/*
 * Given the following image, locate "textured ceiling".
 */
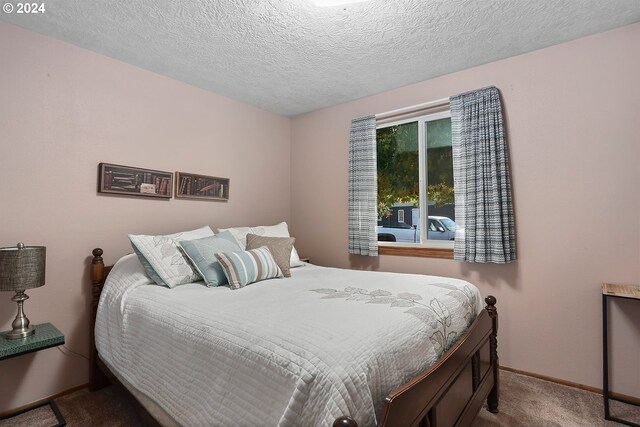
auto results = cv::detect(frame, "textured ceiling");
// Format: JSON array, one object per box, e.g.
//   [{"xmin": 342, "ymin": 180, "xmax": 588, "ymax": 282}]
[{"xmin": 3, "ymin": 0, "xmax": 640, "ymax": 116}]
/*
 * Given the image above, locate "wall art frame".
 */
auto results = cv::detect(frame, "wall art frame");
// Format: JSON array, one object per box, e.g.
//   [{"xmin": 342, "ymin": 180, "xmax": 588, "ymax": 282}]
[
  {"xmin": 175, "ymin": 172, "xmax": 229, "ymax": 201},
  {"xmin": 98, "ymin": 163, "xmax": 173, "ymax": 198}
]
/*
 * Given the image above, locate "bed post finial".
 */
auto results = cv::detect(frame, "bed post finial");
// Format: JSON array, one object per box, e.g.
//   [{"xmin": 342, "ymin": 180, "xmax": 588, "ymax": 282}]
[
  {"xmin": 485, "ymin": 295, "xmax": 496, "ymax": 309},
  {"xmin": 333, "ymin": 416, "xmax": 358, "ymax": 427},
  {"xmin": 91, "ymin": 248, "xmax": 104, "ymax": 296},
  {"xmin": 91, "ymin": 248, "xmax": 105, "ymax": 299},
  {"xmin": 485, "ymin": 295, "xmax": 499, "ymax": 413}
]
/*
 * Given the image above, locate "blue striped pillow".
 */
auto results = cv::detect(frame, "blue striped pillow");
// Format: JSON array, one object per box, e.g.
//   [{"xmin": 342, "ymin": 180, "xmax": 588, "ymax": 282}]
[
  {"xmin": 215, "ymin": 246, "xmax": 283, "ymax": 290},
  {"xmin": 178, "ymin": 231, "xmax": 242, "ymax": 287}
]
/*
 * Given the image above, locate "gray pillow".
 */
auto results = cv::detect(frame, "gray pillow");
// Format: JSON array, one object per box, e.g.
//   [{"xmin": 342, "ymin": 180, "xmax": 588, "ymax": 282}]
[
  {"xmin": 179, "ymin": 231, "xmax": 242, "ymax": 286},
  {"xmin": 245, "ymin": 234, "xmax": 295, "ymax": 277}
]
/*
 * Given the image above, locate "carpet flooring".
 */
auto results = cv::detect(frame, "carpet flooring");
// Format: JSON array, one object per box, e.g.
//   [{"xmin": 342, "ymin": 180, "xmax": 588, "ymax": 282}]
[{"xmin": 2, "ymin": 370, "xmax": 638, "ymax": 426}]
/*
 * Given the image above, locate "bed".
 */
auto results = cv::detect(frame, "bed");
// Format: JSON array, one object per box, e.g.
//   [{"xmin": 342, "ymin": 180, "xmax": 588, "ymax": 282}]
[{"xmin": 89, "ymin": 248, "xmax": 499, "ymax": 427}]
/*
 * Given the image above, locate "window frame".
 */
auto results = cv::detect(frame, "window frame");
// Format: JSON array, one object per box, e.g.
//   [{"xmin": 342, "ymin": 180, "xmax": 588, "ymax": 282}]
[{"xmin": 376, "ymin": 110, "xmax": 454, "ymax": 257}]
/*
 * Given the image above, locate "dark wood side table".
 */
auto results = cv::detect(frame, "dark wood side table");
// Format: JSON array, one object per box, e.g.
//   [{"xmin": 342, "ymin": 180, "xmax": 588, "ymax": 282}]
[
  {"xmin": 602, "ymin": 283, "xmax": 640, "ymax": 427},
  {"xmin": 0, "ymin": 323, "xmax": 66, "ymax": 426}
]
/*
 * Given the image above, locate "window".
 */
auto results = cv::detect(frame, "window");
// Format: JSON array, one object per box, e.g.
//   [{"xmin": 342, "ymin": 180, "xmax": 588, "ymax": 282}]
[{"xmin": 376, "ymin": 111, "xmax": 455, "ymax": 245}]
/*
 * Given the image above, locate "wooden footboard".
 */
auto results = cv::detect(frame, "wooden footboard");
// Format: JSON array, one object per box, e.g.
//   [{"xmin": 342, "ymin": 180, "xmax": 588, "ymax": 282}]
[
  {"xmin": 89, "ymin": 248, "xmax": 498, "ymax": 427},
  {"xmin": 334, "ymin": 296, "xmax": 498, "ymax": 427}
]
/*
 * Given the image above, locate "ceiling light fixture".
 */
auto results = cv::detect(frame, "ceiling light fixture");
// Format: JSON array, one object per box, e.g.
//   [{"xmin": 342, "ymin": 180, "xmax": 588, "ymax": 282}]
[{"xmin": 314, "ymin": 0, "xmax": 371, "ymax": 7}]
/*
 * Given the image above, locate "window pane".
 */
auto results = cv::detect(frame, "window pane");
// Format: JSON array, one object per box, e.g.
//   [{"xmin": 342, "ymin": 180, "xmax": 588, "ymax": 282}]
[
  {"xmin": 376, "ymin": 114, "xmax": 455, "ymax": 244},
  {"xmin": 426, "ymin": 117, "xmax": 456, "ymax": 240},
  {"xmin": 377, "ymin": 122, "xmax": 420, "ymax": 243}
]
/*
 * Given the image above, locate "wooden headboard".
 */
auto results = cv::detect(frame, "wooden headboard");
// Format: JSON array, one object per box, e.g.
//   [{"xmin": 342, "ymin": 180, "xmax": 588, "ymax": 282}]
[{"xmin": 89, "ymin": 248, "xmax": 112, "ymax": 391}]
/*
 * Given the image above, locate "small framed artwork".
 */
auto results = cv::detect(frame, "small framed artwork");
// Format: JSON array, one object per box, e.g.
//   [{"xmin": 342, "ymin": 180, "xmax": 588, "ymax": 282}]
[
  {"xmin": 175, "ymin": 172, "xmax": 229, "ymax": 201},
  {"xmin": 98, "ymin": 163, "xmax": 173, "ymax": 198}
]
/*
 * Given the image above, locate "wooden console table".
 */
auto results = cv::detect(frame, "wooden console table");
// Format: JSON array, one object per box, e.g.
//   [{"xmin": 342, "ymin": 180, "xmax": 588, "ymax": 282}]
[{"xmin": 602, "ymin": 283, "xmax": 640, "ymax": 427}]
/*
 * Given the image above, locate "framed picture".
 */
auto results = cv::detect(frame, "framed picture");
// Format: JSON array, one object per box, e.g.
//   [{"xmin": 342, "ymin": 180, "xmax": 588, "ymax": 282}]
[
  {"xmin": 175, "ymin": 172, "xmax": 229, "ymax": 201},
  {"xmin": 98, "ymin": 163, "xmax": 173, "ymax": 198}
]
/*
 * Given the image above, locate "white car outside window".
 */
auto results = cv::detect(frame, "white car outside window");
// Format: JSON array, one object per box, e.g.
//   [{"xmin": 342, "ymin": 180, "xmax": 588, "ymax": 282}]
[{"xmin": 377, "ymin": 216, "xmax": 457, "ymax": 242}]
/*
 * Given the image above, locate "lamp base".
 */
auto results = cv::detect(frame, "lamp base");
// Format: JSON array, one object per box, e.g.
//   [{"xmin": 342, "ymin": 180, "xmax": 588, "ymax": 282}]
[
  {"xmin": 4, "ymin": 326, "xmax": 35, "ymax": 339},
  {"xmin": 6, "ymin": 290, "xmax": 35, "ymax": 340}
]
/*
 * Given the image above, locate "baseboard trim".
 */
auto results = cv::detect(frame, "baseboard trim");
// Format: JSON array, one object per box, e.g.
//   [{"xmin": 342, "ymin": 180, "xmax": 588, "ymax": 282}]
[
  {"xmin": 2, "ymin": 368, "xmax": 638, "ymax": 419},
  {"xmin": 0, "ymin": 383, "xmax": 88, "ymax": 419},
  {"xmin": 501, "ymin": 366, "xmax": 640, "ymax": 406}
]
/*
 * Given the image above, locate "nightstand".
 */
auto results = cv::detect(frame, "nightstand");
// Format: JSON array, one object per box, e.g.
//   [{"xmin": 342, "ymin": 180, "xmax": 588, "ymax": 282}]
[
  {"xmin": 0, "ymin": 323, "xmax": 66, "ymax": 426},
  {"xmin": 602, "ymin": 283, "xmax": 640, "ymax": 427}
]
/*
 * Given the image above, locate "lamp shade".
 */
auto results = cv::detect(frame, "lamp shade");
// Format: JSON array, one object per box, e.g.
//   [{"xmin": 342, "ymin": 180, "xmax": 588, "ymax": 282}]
[{"xmin": 0, "ymin": 243, "xmax": 46, "ymax": 291}]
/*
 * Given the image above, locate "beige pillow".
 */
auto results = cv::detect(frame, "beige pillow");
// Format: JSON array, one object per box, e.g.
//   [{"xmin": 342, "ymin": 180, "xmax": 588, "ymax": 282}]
[
  {"xmin": 217, "ymin": 222, "xmax": 305, "ymax": 268},
  {"xmin": 246, "ymin": 234, "xmax": 295, "ymax": 277}
]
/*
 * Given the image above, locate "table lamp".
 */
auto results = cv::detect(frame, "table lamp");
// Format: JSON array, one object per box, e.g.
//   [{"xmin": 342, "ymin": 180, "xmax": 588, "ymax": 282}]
[{"xmin": 0, "ymin": 243, "xmax": 46, "ymax": 339}]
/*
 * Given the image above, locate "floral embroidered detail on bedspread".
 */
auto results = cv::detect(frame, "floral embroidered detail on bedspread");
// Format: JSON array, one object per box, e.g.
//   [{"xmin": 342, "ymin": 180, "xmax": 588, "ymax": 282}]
[{"xmin": 311, "ymin": 284, "xmax": 478, "ymax": 357}]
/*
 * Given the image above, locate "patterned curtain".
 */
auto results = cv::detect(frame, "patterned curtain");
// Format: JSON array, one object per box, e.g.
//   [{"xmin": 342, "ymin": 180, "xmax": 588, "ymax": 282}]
[
  {"xmin": 348, "ymin": 115, "xmax": 378, "ymax": 256},
  {"xmin": 450, "ymin": 86, "xmax": 516, "ymax": 263}
]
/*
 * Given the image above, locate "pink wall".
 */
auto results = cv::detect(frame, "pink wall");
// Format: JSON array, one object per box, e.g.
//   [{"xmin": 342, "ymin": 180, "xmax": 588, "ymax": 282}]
[
  {"xmin": 291, "ymin": 23, "xmax": 640, "ymax": 395},
  {"xmin": 0, "ymin": 22, "xmax": 291, "ymax": 412},
  {"xmin": 2, "ymin": 18, "xmax": 638, "ymax": 414}
]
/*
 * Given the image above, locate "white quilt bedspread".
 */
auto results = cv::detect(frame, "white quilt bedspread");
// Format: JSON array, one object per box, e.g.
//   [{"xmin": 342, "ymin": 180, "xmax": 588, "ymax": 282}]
[{"xmin": 96, "ymin": 254, "xmax": 482, "ymax": 427}]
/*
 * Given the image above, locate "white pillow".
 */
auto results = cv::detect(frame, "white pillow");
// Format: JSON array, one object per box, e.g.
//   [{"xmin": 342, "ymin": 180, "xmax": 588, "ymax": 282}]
[
  {"xmin": 129, "ymin": 226, "xmax": 214, "ymax": 287},
  {"xmin": 217, "ymin": 222, "xmax": 305, "ymax": 267}
]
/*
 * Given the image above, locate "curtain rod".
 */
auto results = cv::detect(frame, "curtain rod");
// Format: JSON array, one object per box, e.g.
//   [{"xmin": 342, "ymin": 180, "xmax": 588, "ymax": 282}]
[{"xmin": 375, "ymin": 96, "xmax": 450, "ymax": 120}]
